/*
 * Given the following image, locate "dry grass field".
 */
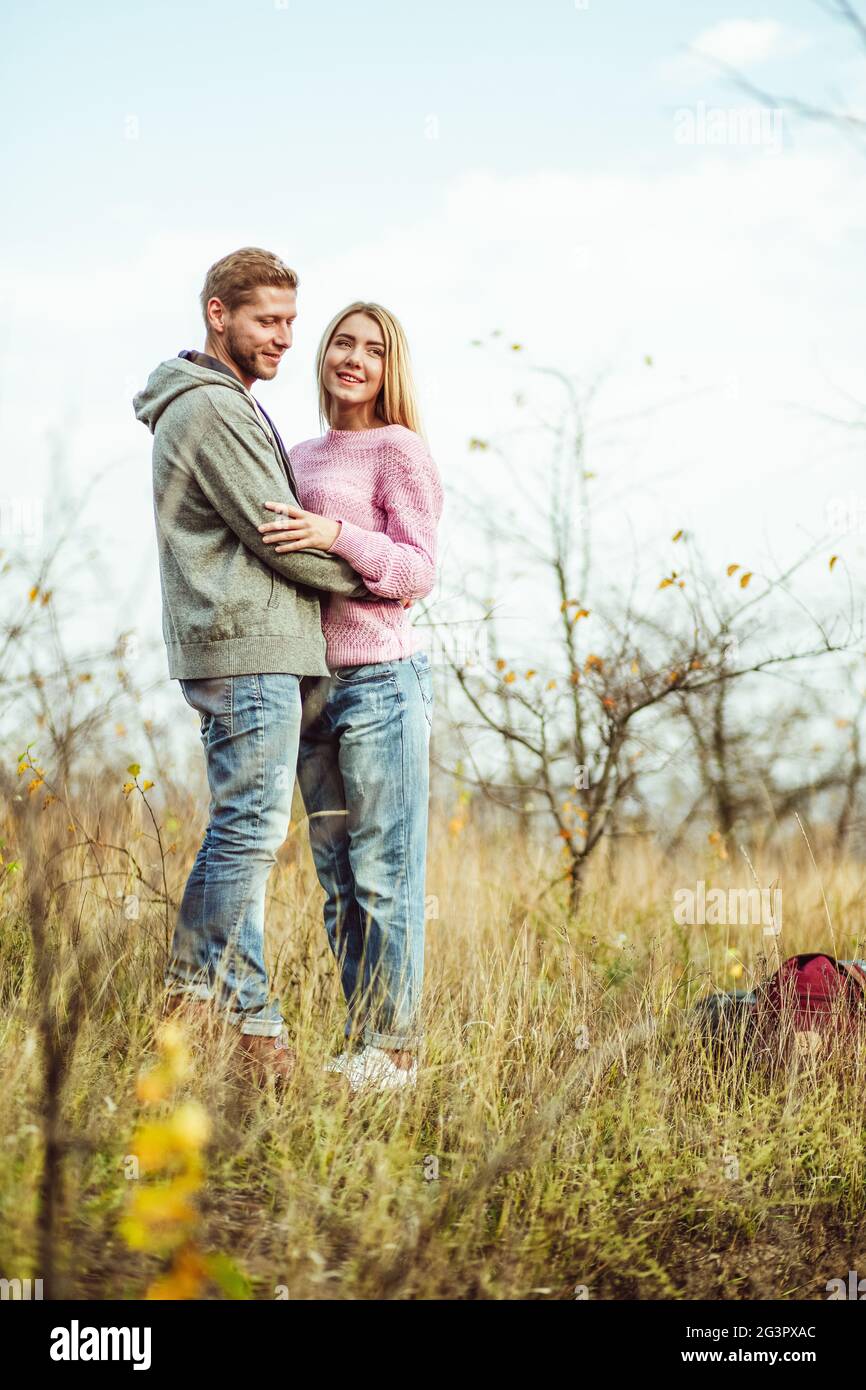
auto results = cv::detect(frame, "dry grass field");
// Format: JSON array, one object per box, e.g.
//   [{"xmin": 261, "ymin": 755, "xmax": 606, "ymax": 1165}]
[{"xmin": 2, "ymin": 756, "xmax": 866, "ymax": 1302}]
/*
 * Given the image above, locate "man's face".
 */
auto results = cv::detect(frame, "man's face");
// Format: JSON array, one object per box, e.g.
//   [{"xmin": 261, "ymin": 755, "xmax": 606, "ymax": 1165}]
[{"xmin": 208, "ymin": 284, "xmax": 297, "ymax": 386}]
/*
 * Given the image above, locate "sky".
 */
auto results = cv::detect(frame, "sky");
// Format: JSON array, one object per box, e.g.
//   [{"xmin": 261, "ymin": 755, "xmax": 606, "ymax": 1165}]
[{"xmin": 1, "ymin": 0, "xmax": 865, "ymax": 739}]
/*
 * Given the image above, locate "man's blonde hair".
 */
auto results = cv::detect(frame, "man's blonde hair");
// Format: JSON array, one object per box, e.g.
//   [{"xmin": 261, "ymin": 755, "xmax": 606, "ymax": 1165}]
[
  {"xmin": 315, "ymin": 302, "xmax": 423, "ymax": 436},
  {"xmin": 200, "ymin": 247, "xmax": 298, "ymax": 323}
]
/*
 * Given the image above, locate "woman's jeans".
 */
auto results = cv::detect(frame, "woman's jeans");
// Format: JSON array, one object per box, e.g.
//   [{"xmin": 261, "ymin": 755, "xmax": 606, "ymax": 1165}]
[
  {"xmin": 297, "ymin": 652, "xmax": 433, "ymax": 1052},
  {"xmin": 169, "ymin": 673, "xmax": 301, "ymax": 1037}
]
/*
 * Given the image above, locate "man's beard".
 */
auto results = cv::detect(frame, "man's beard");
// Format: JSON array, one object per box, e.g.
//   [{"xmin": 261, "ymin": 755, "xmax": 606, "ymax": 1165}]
[{"xmin": 225, "ymin": 327, "xmax": 267, "ymax": 382}]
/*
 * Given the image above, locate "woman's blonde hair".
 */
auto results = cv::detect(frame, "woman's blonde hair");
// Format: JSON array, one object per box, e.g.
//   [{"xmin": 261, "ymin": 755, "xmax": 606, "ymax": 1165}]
[{"xmin": 316, "ymin": 302, "xmax": 423, "ymax": 436}]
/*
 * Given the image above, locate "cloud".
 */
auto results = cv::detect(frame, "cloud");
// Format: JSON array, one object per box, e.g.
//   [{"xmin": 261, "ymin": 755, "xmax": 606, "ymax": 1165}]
[
  {"xmin": 693, "ymin": 19, "xmax": 803, "ymax": 67},
  {"xmin": 662, "ymin": 19, "xmax": 810, "ymax": 86}
]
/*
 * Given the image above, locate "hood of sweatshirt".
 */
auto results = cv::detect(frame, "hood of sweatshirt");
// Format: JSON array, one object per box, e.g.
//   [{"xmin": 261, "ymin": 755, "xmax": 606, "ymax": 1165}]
[{"xmin": 133, "ymin": 352, "xmax": 248, "ymax": 435}]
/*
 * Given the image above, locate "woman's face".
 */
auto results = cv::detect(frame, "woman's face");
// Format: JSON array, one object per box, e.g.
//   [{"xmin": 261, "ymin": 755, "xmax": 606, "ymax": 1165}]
[{"xmin": 323, "ymin": 312, "xmax": 386, "ymax": 414}]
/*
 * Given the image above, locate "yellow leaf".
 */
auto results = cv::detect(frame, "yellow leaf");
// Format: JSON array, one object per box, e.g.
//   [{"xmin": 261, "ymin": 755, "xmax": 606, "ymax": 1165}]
[
  {"xmin": 630, "ymin": 660, "xmax": 639, "ymax": 674},
  {"xmin": 525, "ymin": 669, "xmax": 536, "ymax": 679},
  {"xmin": 127, "ymin": 762, "xmax": 141, "ymax": 776},
  {"xmin": 739, "ymin": 572, "xmax": 752, "ymax": 589},
  {"xmin": 671, "ymin": 529, "xmax": 683, "ymax": 542},
  {"xmin": 829, "ymin": 555, "xmax": 838, "ymax": 571},
  {"xmin": 142, "ymin": 780, "xmax": 154, "ymax": 791},
  {"xmin": 546, "ymin": 679, "xmax": 557, "ymax": 690},
  {"xmin": 28, "ymin": 585, "xmax": 38, "ymax": 602},
  {"xmin": 495, "ymin": 658, "xmax": 507, "ymax": 671},
  {"xmin": 726, "ymin": 564, "xmax": 740, "ymax": 577},
  {"xmin": 659, "ymin": 578, "xmax": 673, "ymax": 590},
  {"xmin": 503, "ymin": 671, "xmax": 516, "ymax": 684}
]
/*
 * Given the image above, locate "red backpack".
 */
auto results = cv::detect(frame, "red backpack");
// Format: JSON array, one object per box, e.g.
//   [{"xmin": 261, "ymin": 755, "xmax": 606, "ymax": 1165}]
[{"xmin": 754, "ymin": 954, "xmax": 866, "ymax": 1063}]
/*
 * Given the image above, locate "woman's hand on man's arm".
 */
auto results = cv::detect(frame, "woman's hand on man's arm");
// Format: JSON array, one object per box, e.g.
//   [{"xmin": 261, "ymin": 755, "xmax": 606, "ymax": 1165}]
[
  {"xmin": 259, "ymin": 501, "xmax": 342, "ymax": 552},
  {"xmin": 258, "ymin": 501, "xmax": 413, "ymax": 606}
]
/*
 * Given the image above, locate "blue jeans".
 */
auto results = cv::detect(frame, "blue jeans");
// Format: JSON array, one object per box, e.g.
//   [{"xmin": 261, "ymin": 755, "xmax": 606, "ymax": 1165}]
[
  {"xmin": 297, "ymin": 652, "xmax": 433, "ymax": 1051},
  {"xmin": 169, "ymin": 673, "xmax": 301, "ymax": 1037}
]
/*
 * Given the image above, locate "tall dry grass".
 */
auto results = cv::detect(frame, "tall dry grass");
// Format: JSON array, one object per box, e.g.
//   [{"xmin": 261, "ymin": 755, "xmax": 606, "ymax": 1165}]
[{"xmin": 1, "ymin": 761, "xmax": 866, "ymax": 1300}]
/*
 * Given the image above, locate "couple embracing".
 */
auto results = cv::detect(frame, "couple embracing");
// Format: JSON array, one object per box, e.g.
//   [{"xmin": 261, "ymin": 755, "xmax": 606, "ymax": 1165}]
[{"xmin": 133, "ymin": 246, "xmax": 444, "ymax": 1094}]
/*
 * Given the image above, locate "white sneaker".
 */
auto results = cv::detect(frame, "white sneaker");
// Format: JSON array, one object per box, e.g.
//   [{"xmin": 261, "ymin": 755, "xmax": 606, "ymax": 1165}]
[
  {"xmin": 345, "ymin": 1045, "xmax": 418, "ymax": 1093},
  {"xmin": 324, "ymin": 1051, "xmax": 351, "ymax": 1075}
]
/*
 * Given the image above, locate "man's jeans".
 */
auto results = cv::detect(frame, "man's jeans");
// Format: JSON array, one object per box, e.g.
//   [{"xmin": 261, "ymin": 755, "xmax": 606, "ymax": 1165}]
[
  {"xmin": 169, "ymin": 673, "xmax": 301, "ymax": 1037},
  {"xmin": 297, "ymin": 652, "xmax": 433, "ymax": 1052}
]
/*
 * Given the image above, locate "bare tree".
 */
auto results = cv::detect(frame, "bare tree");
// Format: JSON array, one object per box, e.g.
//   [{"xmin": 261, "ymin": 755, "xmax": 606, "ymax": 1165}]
[{"xmin": 429, "ymin": 353, "xmax": 858, "ymax": 911}]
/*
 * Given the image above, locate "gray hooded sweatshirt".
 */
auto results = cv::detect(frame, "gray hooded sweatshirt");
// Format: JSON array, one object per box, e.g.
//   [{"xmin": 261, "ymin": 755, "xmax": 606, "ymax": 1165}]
[{"xmin": 134, "ymin": 353, "xmax": 376, "ymax": 680}]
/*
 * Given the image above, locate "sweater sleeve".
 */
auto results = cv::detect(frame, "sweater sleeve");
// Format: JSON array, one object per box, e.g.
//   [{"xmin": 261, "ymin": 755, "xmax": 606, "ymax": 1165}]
[
  {"xmin": 189, "ymin": 403, "xmax": 377, "ymax": 600},
  {"xmin": 328, "ymin": 439, "xmax": 444, "ymax": 601}
]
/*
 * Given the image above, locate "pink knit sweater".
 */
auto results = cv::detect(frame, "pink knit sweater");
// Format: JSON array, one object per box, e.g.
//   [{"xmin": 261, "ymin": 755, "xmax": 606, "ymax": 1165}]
[{"xmin": 289, "ymin": 424, "xmax": 444, "ymax": 669}]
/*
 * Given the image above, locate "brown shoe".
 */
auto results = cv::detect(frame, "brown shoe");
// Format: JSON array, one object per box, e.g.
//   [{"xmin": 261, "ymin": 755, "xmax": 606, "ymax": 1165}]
[{"xmin": 237, "ymin": 1028, "xmax": 297, "ymax": 1087}]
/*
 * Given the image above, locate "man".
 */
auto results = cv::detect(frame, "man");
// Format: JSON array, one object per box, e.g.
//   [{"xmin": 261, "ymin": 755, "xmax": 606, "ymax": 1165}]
[{"xmin": 133, "ymin": 246, "xmax": 378, "ymax": 1086}]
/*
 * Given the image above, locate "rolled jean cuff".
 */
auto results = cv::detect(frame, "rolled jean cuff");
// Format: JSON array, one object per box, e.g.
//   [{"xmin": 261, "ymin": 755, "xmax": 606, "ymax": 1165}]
[
  {"xmin": 225, "ymin": 1008, "xmax": 285, "ymax": 1037},
  {"xmin": 363, "ymin": 1025, "xmax": 423, "ymax": 1051}
]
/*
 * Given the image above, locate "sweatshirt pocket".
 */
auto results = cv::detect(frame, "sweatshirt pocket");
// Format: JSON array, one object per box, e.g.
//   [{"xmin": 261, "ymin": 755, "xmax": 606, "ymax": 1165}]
[{"xmin": 266, "ymin": 570, "xmax": 282, "ymax": 609}]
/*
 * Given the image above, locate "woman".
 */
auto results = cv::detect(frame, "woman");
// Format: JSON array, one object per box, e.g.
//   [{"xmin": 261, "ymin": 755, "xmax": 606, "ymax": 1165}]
[{"xmin": 257, "ymin": 302, "xmax": 444, "ymax": 1092}]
